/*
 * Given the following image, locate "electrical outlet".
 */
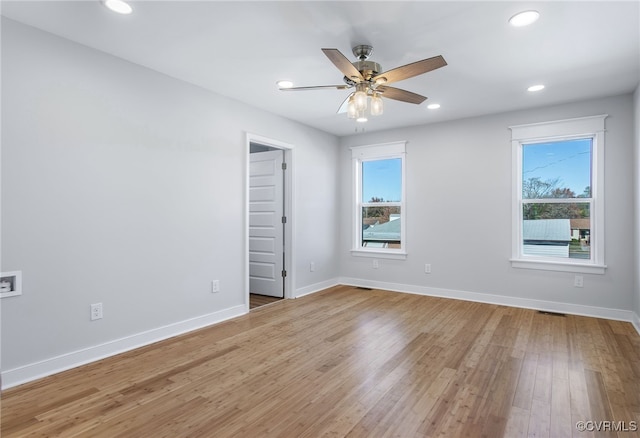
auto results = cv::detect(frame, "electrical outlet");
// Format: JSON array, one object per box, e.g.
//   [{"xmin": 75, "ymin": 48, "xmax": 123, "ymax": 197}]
[
  {"xmin": 372, "ymin": 259, "xmax": 379, "ymax": 269},
  {"xmin": 574, "ymin": 275, "xmax": 584, "ymax": 288},
  {"xmin": 90, "ymin": 303, "xmax": 103, "ymax": 321},
  {"xmin": 310, "ymin": 262, "xmax": 315, "ymax": 272},
  {"xmin": 211, "ymin": 280, "xmax": 220, "ymax": 293},
  {"xmin": 425, "ymin": 264, "xmax": 432, "ymax": 274}
]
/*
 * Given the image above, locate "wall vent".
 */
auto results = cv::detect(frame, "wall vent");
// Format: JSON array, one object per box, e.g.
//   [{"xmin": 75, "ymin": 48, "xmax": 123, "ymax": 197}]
[{"xmin": 538, "ymin": 310, "xmax": 566, "ymax": 317}]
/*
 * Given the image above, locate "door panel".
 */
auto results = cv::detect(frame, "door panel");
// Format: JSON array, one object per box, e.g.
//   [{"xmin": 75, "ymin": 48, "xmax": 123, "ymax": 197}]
[{"xmin": 249, "ymin": 149, "xmax": 284, "ymax": 297}]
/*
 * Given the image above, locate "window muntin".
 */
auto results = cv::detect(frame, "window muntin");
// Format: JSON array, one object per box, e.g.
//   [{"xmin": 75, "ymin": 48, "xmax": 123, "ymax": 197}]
[
  {"xmin": 510, "ymin": 115, "xmax": 606, "ymax": 274},
  {"xmin": 351, "ymin": 142, "xmax": 406, "ymax": 258}
]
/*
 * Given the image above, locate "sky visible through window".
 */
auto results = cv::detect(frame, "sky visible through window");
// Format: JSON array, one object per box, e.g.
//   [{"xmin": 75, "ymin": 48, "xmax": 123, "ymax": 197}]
[
  {"xmin": 362, "ymin": 158, "xmax": 402, "ymax": 202},
  {"xmin": 522, "ymin": 138, "xmax": 592, "ymax": 196}
]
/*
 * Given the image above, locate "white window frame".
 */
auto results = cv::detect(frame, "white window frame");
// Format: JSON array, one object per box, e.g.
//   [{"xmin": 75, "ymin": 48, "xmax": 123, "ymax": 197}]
[
  {"xmin": 351, "ymin": 141, "xmax": 407, "ymax": 260},
  {"xmin": 510, "ymin": 115, "xmax": 607, "ymax": 274}
]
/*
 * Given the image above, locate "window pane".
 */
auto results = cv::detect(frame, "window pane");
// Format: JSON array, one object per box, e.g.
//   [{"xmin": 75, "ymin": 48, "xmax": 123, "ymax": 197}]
[
  {"xmin": 522, "ymin": 139, "xmax": 592, "ymax": 199},
  {"xmin": 362, "ymin": 207, "xmax": 401, "ymax": 248},
  {"xmin": 522, "ymin": 202, "xmax": 590, "ymax": 259},
  {"xmin": 362, "ymin": 158, "xmax": 402, "ymax": 203}
]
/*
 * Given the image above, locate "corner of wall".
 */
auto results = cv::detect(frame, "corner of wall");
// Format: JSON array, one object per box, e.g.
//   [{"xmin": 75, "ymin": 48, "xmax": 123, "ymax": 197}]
[
  {"xmin": 338, "ymin": 277, "xmax": 640, "ymax": 335},
  {"xmin": 634, "ymin": 84, "xmax": 640, "ymax": 327},
  {"xmin": 1, "ymin": 305, "xmax": 246, "ymax": 390},
  {"xmin": 295, "ymin": 278, "xmax": 341, "ymax": 298}
]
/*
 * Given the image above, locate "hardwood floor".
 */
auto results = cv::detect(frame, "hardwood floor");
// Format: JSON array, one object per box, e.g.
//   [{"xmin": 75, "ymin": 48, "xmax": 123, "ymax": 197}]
[
  {"xmin": 2, "ymin": 285, "xmax": 640, "ymax": 437},
  {"xmin": 250, "ymin": 293, "xmax": 283, "ymax": 309}
]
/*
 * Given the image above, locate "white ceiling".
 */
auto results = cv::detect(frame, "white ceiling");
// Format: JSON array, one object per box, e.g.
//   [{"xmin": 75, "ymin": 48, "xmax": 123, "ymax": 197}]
[{"xmin": 2, "ymin": 1, "xmax": 639, "ymax": 137}]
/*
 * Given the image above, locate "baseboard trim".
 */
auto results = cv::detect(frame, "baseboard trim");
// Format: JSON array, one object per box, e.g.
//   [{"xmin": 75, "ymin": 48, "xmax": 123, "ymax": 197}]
[
  {"xmin": 4, "ymin": 282, "xmax": 638, "ymax": 390},
  {"xmin": 632, "ymin": 311, "xmax": 640, "ymax": 336},
  {"xmin": 1, "ymin": 304, "xmax": 247, "ymax": 390},
  {"xmin": 338, "ymin": 277, "xmax": 639, "ymax": 331},
  {"xmin": 295, "ymin": 278, "xmax": 340, "ymax": 298}
]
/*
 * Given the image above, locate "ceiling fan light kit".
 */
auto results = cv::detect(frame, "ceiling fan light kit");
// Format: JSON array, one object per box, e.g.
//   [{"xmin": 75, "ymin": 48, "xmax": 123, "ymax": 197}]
[
  {"xmin": 354, "ymin": 83, "xmax": 368, "ymax": 111},
  {"xmin": 279, "ymin": 44, "xmax": 446, "ymax": 122},
  {"xmin": 370, "ymin": 92, "xmax": 383, "ymax": 116}
]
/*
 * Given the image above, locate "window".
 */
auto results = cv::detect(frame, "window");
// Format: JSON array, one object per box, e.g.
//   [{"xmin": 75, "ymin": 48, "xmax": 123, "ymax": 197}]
[
  {"xmin": 510, "ymin": 115, "xmax": 607, "ymax": 273},
  {"xmin": 351, "ymin": 142, "xmax": 406, "ymax": 259}
]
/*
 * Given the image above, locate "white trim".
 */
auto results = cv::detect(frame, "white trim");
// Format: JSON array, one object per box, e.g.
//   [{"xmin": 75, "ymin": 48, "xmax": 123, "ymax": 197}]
[
  {"xmin": 350, "ymin": 141, "xmax": 406, "ymax": 159},
  {"xmin": 294, "ymin": 278, "xmax": 340, "ymax": 298},
  {"xmin": 510, "ymin": 114, "xmax": 607, "ymax": 140},
  {"xmin": 632, "ymin": 312, "xmax": 640, "ymax": 337},
  {"xmin": 338, "ymin": 277, "xmax": 639, "ymax": 332},
  {"xmin": 4, "ymin": 284, "xmax": 637, "ymax": 389},
  {"xmin": 352, "ymin": 141, "xmax": 407, "ymax": 256},
  {"xmin": 510, "ymin": 259, "xmax": 606, "ymax": 274},
  {"xmin": 350, "ymin": 249, "xmax": 407, "ymax": 260},
  {"xmin": 510, "ymin": 115, "xmax": 607, "ymax": 273},
  {"xmin": 1, "ymin": 304, "xmax": 246, "ymax": 389},
  {"xmin": 245, "ymin": 133, "xmax": 296, "ymax": 308}
]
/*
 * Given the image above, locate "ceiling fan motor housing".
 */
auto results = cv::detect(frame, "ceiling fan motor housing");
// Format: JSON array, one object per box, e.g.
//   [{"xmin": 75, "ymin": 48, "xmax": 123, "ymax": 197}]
[
  {"xmin": 342, "ymin": 59, "xmax": 382, "ymax": 87},
  {"xmin": 352, "ymin": 60, "xmax": 381, "ymax": 81}
]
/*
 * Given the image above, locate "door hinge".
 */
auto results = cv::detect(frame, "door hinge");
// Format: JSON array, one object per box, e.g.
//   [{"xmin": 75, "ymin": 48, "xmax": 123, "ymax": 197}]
[
  {"xmin": 281, "ymin": 270, "xmax": 287, "ymax": 278},
  {"xmin": 282, "ymin": 162, "xmax": 287, "ymax": 170},
  {"xmin": 282, "ymin": 216, "xmax": 287, "ymax": 224}
]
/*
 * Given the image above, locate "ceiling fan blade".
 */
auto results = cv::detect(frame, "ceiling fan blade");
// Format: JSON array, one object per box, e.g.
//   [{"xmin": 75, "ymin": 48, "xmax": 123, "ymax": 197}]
[
  {"xmin": 322, "ymin": 48, "xmax": 364, "ymax": 82},
  {"xmin": 336, "ymin": 92, "xmax": 354, "ymax": 114},
  {"xmin": 279, "ymin": 85, "xmax": 350, "ymax": 91},
  {"xmin": 376, "ymin": 85, "xmax": 427, "ymax": 104},
  {"xmin": 372, "ymin": 55, "xmax": 447, "ymax": 85}
]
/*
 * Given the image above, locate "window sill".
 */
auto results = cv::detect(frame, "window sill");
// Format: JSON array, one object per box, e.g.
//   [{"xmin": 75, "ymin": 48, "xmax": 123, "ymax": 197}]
[
  {"xmin": 351, "ymin": 249, "xmax": 407, "ymax": 260},
  {"xmin": 510, "ymin": 259, "xmax": 606, "ymax": 274}
]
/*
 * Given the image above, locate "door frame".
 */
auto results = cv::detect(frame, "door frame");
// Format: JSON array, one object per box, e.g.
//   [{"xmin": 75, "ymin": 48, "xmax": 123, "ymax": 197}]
[{"xmin": 245, "ymin": 133, "xmax": 295, "ymax": 311}]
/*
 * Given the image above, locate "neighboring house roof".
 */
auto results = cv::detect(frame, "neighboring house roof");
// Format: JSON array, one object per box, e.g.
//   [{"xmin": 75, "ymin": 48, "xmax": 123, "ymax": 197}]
[
  {"xmin": 570, "ymin": 218, "xmax": 590, "ymax": 230},
  {"xmin": 523, "ymin": 219, "xmax": 571, "ymax": 243},
  {"xmin": 362, "ymin": 219, "xmax": 401, "ymax": 241},
  {"xmin": 363, "ymin": 217, "xmax": 379, "ymax": 226}
]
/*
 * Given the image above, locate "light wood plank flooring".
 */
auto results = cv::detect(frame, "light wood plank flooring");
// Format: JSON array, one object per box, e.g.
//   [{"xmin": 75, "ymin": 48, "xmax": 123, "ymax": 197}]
[
  {"xmin": 2, "ymin": 285, "xmax": 640, "ymax": 437},
  {"xmin": 250, "ymin": 293, "xmax": 283, "ymax": 309}
]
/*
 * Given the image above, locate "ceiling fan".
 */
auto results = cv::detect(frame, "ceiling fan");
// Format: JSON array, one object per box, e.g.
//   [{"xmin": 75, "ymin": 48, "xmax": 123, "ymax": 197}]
[{"xmin": 279, "ymin": 45, "xmax": 447, "ymax": 121}]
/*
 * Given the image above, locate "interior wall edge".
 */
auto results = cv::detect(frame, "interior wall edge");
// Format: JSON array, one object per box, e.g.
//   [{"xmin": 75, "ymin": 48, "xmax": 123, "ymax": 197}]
[
  {"xmin": 294, "ymin": 278, "xmax": 341, "ymax": 299},
  {"xmin": 632, "ymin": 312, "xmax": 640, "ymax": 337},
  {"xmin": 0, "ymin": 304, "xmax": 246, "ymax": 390}
]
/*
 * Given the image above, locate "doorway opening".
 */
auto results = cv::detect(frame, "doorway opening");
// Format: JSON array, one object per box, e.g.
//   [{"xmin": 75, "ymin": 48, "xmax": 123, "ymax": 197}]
[{"xmin": 246, "ymin": 134, "xmax": 293, "ymax": 310}]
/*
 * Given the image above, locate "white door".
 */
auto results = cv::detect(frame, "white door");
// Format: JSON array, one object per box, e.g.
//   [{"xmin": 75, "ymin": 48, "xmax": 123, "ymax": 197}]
[{"xmin": 249, "ymin": 150, "xmax": 285, "ymax": 297}]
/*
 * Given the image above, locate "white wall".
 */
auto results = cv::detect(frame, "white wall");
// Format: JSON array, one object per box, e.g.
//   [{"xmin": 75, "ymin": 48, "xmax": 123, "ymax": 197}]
[
  {"xmin": 0, "ymin": 19, "xmax": 340, "ymax": 384},
  {"xmin": 339, "ymin": 94, "xmax": 636, "ymax": 316},
  {"xmin": 2, "ymin": 17, "xmax": 637, "ymax": 388}
]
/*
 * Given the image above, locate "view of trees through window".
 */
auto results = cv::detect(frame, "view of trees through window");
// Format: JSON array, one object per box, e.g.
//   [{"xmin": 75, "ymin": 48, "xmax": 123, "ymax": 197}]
[{"xmin": 521, "ymin": 138, "xmax": 592, "ymax": 259}]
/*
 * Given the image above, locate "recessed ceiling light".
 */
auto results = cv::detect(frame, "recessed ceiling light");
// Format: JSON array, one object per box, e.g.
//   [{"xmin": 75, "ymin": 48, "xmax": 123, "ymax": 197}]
[
  {"xmin": 527, "ymin": 84, "xmax": 545, "ymax": 92},
  {"xmin": 277, "ymin": 80, "xmax": 294, "ymax": 89},
  {"xmin": 509, "ymin": 10, "xmax": 539, "ymax": 27},
  {"xmin": 427, "ymin": 103, "xmax": 441, "ymax": 110},
  {"xmin": 356, "ymin": 116, "xmax": 368, "ymax": 123},
  {"xmin": 102, "ymin": 0, "xmax": 133, "ymax": 15}
]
